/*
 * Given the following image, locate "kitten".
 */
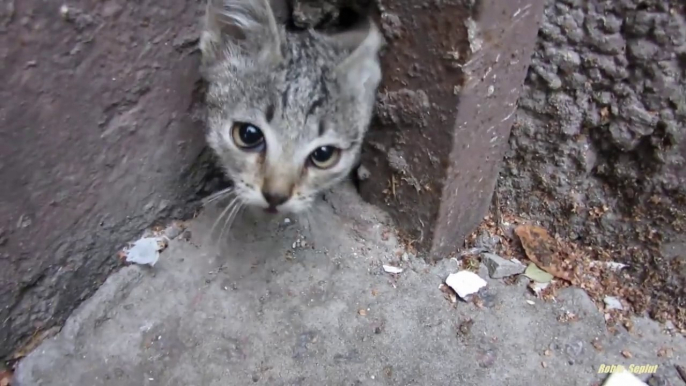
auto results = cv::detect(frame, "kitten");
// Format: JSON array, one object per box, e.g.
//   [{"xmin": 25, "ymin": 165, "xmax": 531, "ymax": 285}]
[{"xmin": 199, "ymin": 0, "xmax": 383, "ymax": 215}]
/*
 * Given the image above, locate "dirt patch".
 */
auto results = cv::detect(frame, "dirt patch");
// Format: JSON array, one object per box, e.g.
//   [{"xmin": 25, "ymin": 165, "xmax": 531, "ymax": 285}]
[{"xmin": 497, "ymin": 0, "xmax": 686, "ymax": 329}]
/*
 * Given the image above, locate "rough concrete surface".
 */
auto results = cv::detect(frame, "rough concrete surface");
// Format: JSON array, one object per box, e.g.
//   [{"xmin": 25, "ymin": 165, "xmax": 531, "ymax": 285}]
[
  {"xmin": 499, "ymin": 0, "xmax": 686, "ymax": 319},
  {"xmin": 14, "ymin": 186, "xmax": 686, "ymax": 386},
  {"xmin": 0, "ymin": 0, "xmax": 214, "ymax": 358},
  {"xmin": 357, "ymin": 0, "xmax": 545, "ymax": 258}
]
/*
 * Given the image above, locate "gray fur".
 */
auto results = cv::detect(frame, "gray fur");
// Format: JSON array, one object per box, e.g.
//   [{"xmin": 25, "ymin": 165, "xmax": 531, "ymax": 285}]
[{"xmin": 199, "ymin": 0, "xmax": 383, "ymax": 214}]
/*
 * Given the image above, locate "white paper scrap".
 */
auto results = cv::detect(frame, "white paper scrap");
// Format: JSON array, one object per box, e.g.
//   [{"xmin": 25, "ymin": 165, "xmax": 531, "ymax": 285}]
[
  {"xmin": 445, "ymin": 271, "xmax": 487, "ymax": 299},
  {"xmin": 383, "ymin": 265, "xmax": 404, "ymax": 274}
]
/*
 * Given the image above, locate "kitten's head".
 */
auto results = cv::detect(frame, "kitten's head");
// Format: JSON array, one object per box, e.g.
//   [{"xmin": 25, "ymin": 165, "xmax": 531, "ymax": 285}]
[{"xmin": 199, "ymin": 0, "xmax": 383, "ymax": 214}]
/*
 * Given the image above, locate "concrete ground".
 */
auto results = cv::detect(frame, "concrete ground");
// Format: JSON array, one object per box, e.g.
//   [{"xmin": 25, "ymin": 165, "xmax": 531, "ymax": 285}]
[{"xmin": 14, "ymin": 184, "xmax": 686, "ymax": 386}]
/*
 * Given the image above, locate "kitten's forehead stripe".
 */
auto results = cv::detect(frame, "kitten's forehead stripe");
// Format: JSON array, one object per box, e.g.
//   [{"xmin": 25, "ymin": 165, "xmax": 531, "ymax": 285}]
[
  {"xmin": 265, "ymin": 101, "xmax": 275, "ymax": 122},
  {"xmin": 275, "ymin": 34, "xmax": 337, "ymax": 142}
]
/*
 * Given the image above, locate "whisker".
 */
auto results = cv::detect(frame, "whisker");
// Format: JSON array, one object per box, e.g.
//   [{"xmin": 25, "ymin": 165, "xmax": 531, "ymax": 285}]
[
  {"xmin": 219, "ymin": 199, "xmax": 244, "ymax": 242},
  {"xmin": 203, "ymin": 186, "xmax": 235, "ymax": 206},
  {"xmin": 210, "ymin": 195, "xmax": 240, "ymax": 239}
]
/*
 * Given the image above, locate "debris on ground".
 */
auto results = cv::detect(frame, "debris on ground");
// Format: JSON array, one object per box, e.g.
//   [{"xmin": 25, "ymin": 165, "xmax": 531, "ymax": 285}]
[
  {"xmin": 529, "ymin": 281, "xmax": 551, "ymax": 297},
  {"xmin": 515, "ymin": 225, "xmax": 576, "ymax": 282},
  {"xmin": 464, "ymin": 212, "xmax": 684, "ymax": 333},
  {"xmin": 0, "ymin": 369, "xmax": 12, "ymax": 386},
  {"xmin": 656, "ymin": 347, "xmax": 673, "ymax": 358},
  {"xmin": 482, "ymin": 253, "xmax": 525, "ymax": 279},
  {"xmin": 292, "ymin": 234, "xmax": 308, "ymax": 249},
  {"xmin": 456, "ymin": 318, "xmax": 474, "ymax": 337},
  {"xmin": 445, "ymin": 271, "xmax": 487, "ymax": 300},
  {"xmin": 162, "ymin": 221, "xmax": 186, "ymax": 240},
  {"xmin": 604, "ymin": 296, "xmax": 623, "ymax": 311},
  {"xmin": 523, "ymin": 263, "xmax": 553, "ymax": 283},
  {"xmin": 124, "ymin": 237, "xmax": 166, "ymax": 267},
  {"xmin": 439, "ymin": 284, "xmax": 458, "ymax": 303},
  {"xmin": 383, "ymin": 265, "xmax": 403, "ymax": 274},
  {"xmin": 602, "ymin": 369, "xmax": 647, "ymax": 386},
  {"xmin": 675, "ymin": 365, "xmax": 686, "ymax": 383},
  {"xmin": 591, "ymin": 261, "xmax": 628, "ymax": 272},
  {"xmin": 474, "ymin": 230, "xmax": 501, "ymax": 252}
]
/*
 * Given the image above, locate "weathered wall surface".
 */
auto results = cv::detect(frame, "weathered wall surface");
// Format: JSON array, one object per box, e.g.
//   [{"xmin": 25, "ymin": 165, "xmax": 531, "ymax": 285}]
[
  {"xmin": 0, "ymin": 0, "xmax": 215, "ymax": 359},
  {"xmin": 357, "ymin": 0, "xmax": 545, "ymax": 258},
  {"xmin": 499, "ymin": 0, "xmax": 686, "ymax": 317}
]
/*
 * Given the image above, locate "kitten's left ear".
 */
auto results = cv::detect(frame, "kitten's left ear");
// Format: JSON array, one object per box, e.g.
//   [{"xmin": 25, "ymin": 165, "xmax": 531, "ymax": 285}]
[
  {"xmin": 200, "ymin": 0, "xmax": 284, "ymax": 67},
  {"xmin": 331, "ymin": 18, "xmax": 384, "ymax": 95}
]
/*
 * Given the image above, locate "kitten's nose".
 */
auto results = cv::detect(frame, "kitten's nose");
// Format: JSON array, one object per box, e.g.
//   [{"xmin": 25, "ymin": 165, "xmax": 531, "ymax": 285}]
[{"xmin": 262, "ymin": 191, "xmax": 289, "ymax": 207}]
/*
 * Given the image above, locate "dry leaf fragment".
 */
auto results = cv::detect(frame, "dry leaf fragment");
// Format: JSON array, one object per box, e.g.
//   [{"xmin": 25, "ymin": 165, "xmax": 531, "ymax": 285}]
[
  {"xmin": 592, "ymin": 337, "xmax": 603, "ymax": 351},
  {"xmin": 457, "ymin": 319, "xmax": 474, "ymax": 336},
  {"xmin": 515, "ymin": 225, "xmax": 574, "ymax": 282},
  {"xmin": 524, "ymin": 263, "xmax": 553, "ymax": 283},
  {"xmin": 0, "ymin": 370, "xmax": 11, "ymax": 386},
  {"xmin": 657, "ymin": 347, "xmax": 673, "ymax": 358},
  {"xmin": 675, "ymin": 365, "xmax": 686, "ymax": 383}
]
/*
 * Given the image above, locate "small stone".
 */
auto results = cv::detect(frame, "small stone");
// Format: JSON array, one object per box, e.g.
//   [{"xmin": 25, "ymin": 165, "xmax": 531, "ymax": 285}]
[
  {"xmin": 59, "ymin": 4, "xmax": 69, "ymax": 19},
  {"xmin": 647, "ymin": 375, "xmax": 671, "ymax": 386},
  {"xmin": 163, "ymin": 222, "xmax": 184, "ymax": 240},
  {"xmin": 656, "ymin": 347, "xmax": 673, "ymax": 358},
  {"xmin": 604, "ymin": 296, "xmax": 623, "ymax": 310},
  {"xmin": 482, "ymin": 253, "xmax": 526, "ymax": 279},
  {"xmin": 474, "ymin": 231, "xmax": 501, "ymax": 250},
  {"xmin": 621, "ymin": 349, "xmax": 633, "ymax": 358}
]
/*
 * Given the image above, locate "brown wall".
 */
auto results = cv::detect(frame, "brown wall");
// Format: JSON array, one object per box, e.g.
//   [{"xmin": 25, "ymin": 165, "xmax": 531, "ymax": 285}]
[{"xmin": 0, "ymin": 0, "xmax": 212, "ymax": 358}]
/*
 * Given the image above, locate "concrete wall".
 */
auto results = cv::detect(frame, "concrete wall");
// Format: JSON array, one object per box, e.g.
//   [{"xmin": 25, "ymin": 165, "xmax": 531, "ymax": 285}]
[
  {"xmin": 0, "ymin": 0, "xmax": 219, "ymax": 359},
  {"xmin": 499, "ymin": 0, "xmax": 686, "ymax": 313}
]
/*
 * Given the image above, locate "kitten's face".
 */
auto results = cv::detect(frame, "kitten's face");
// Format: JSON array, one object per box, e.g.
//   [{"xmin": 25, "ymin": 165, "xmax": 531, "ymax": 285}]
[{"xmin": 200, "ymin": 0, "xmax": 382, "ymax": 214}]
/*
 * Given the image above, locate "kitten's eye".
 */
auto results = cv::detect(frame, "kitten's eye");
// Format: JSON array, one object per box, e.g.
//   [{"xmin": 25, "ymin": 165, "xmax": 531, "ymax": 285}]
[
  {"xmin": 309, "ymin": 146, "xmax": 341, "ymax": 169},
  {"xmin": 231, "ymin": 122, "xmax": 265, "ymax": 150}
]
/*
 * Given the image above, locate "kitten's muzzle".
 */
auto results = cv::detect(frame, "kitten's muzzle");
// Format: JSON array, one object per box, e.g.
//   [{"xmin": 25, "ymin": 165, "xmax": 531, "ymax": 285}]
[{"xmin": 262, "ymin": 190, "xmax": 289, "ymax": 213}]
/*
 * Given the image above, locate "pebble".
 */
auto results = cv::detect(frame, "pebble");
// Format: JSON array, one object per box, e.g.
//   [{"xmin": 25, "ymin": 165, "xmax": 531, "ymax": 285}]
[
  {"xmin": 604, "ymin": 296, "xmax": 623, "ymax": 310},
  {"xmin": 482, "ymin": 253, "xmax": 526, "ymax": 279},
  {"xmin": 163, "ymin": 222, "xmax": 184, "ymax": 239}
]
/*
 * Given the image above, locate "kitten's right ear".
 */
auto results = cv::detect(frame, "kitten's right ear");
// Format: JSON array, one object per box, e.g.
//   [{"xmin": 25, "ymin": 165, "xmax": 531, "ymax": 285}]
[
  {"xmin": 331, "ymin": 18, "xmax": 384, "ymax": 96},
  {"xmin": 200, "ymin": 0, "xmax": 283, "ymax": 67}
]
